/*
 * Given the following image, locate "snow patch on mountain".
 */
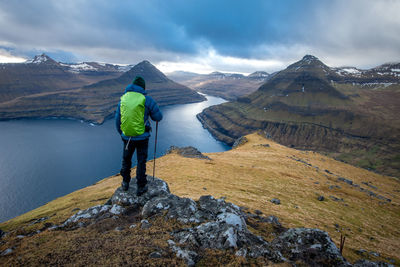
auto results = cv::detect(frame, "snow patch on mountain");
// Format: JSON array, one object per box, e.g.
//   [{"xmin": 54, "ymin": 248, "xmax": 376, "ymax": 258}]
[
  {"xmin": 341, "ymin": 68, "xmax": 361, "ymax": 74},
  {"xmin": 60, "ymin": 63, "xmax": 97, "ymax": 73},
  {"xmin": 26, "ymin": 54, "xmax": 50, "ymax": 64},
  {"xmin": 335, "ymin": 67, "xmax": 363, "ymax": 77},
  {"xmin": 115, "ymin": 64, "xmax": 134, "ymax": 72}
]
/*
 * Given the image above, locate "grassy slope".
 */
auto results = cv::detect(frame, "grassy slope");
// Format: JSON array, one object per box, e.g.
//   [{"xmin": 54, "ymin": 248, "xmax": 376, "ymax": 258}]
[
  {"xmin": 1, "ymin": 133, "xmax": 399, "ymax": 265},
  {"xmin": 199, "ymin": 83, "xmax": 400, "ymax": 176}
]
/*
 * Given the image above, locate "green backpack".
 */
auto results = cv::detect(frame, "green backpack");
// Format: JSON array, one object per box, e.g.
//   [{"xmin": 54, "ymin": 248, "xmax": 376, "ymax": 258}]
[{"xmin": 120, "ymin": 91, "xmax": 146, "ymax": 136}]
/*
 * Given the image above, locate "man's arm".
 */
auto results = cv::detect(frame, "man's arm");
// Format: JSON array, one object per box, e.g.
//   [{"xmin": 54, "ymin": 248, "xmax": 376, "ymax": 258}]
[
  {"xmin": 115, "ymin": 103, "xmax": 122, "ymax": 135},
  {"xmin": 146, "ymin": 96, "xmax": 163, "ymax": 122}
]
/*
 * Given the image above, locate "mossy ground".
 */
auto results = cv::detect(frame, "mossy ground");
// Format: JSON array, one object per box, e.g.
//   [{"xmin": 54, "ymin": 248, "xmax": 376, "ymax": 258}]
[{"xmin": 1, "ymin": 133, "xmax": 399, "ymax": 265}]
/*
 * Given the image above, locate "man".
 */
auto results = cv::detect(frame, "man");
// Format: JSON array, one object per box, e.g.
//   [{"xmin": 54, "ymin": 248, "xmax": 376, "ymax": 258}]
[{"xmin": 115, "ymin": 76, "xmax": 163, "ymax": 195}]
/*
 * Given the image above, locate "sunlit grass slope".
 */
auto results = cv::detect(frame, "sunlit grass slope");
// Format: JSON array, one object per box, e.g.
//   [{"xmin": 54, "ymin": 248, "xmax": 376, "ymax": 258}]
[{"xmin": 1, "ymin": 133, "xmax": 399, "ymax": 264}]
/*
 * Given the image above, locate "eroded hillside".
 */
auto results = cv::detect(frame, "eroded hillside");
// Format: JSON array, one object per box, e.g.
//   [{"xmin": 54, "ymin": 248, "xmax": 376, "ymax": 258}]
[{"xmin": 198, "ymin": 55, "xmax": 400, "ymax": 177}]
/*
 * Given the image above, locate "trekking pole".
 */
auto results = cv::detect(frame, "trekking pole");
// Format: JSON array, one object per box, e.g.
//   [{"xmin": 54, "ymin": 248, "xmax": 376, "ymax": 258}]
[{"xmin": 152, "ymin": 121, "xmax": 159, "ymax": 180}]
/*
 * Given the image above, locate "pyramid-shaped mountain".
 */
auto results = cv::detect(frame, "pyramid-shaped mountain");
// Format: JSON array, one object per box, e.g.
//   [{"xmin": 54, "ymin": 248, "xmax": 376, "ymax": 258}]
[
  {"xmin": 198, "ymin": 55, "xmax": 400, "ymax": 177},
  {"xmin": 254, "ymin": 55, "xmax": 347, "ymax": 104},
  {"xmin": 27, "ymin": 53, "xmax": 60, "ymax": 65},
  {"xmin": 0, "ymin": 60, "xmax": 205, "ymax": 124},
  {"xmin": 82, "ymin": 60, "xmax": 206, "ymax": 107},
  {"xmin": 119, "ymin": 60, "xmax": 169, "ymax": 83}
]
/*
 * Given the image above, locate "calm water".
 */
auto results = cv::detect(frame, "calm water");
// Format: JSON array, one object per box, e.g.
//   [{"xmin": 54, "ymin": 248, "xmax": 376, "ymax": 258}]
[{"xmin": 0, "ymin": 95, "xmax": 229, "ymax": 222}]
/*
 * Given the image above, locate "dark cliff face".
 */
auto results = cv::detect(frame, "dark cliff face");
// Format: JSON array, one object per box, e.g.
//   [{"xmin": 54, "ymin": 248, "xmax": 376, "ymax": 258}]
[{"xmin": 197, "ymin": 55, "xmax": 400, "ymax": 177}]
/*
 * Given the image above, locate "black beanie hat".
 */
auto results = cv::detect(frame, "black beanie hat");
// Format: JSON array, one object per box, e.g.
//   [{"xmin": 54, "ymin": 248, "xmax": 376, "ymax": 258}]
[{"xmin": 133, "ymin": 76, "xmax": 145, "ymax": 89}]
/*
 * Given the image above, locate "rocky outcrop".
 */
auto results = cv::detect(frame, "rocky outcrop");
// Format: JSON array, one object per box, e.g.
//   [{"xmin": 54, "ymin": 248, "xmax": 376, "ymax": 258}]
[
  {"xmin": 51, "ymin": 177, "xmax": 357, "ymax": 266},
  {"xmin": 166, "ymin": 146, "xmax": 211, "ymax": 160},
  {"xmin": 271, "ymin": 228, "xmax": 350, "ymax": 266},
  {"xmin": 353, "ymin": 259, "xmax": 394, "ymax": 267},
  {"xmin": 232, "ymin": 136, "xmax": 248, "ymax": 148}
]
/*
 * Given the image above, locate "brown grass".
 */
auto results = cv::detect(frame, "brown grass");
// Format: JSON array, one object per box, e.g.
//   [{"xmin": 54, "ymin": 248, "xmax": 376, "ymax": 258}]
[{"xmin": 1, "ymin": 133, "xmax": 399, "ymax": 265}]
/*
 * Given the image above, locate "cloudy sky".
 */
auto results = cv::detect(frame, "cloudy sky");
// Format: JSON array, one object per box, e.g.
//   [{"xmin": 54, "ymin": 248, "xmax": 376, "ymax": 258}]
[{"xmin": 0, "ymin": 0, "xmax": 399, "ymax": 74}]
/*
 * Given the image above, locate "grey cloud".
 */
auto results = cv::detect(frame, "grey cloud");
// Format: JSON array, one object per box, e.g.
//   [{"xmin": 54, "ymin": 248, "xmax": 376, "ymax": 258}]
[{"xmin": 0, "ymin": 0, "xmax": 398, "ymax": 70}]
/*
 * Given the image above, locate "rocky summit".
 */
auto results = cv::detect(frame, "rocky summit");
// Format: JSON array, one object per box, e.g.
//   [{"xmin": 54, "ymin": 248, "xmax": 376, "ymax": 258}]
[{"xmin": 41, "ymin": 177, "xmax": 358, "ymax": 266}]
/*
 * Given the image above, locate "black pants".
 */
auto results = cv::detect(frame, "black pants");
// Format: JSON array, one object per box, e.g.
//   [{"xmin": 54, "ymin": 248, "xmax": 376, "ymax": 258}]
[{"xmin": 120, "ymin": 138, "xmax": 149, "ymax": 187}]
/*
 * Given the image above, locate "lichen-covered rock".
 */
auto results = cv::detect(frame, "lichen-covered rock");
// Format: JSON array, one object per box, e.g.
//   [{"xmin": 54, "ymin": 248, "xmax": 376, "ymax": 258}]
[
  {"xmin": 176, "ymin": 221, "xmax": 243, "ymax": 248},
  {"xmin": 197, "ymin": 195, "xmax": 244, "ymax": 222},
  {"xmin": 271, "ymin": 198, "xmax": 281, "ymax": 205},
  {"xmin": 272, "ymin": 228, "xmax": 351, "ymax": 266},
  {"xmin": 353, "ymin": 259, "xmax": 394, "ymax": 267},
  {"xmin": 64, "ymin": 205, "xmax": 105, "ymax": 224},
  {"xmin": 260, "ymin": 215, "xmax": 281, "ymax": 226},
  {"xmin": 170, "ymin": 195, "xmax": 285, "ymax": 263},
  {"xmin": 51, "ymin": 177, "xmax": 352, "ymax": 266},
  {"xmin": 168, "ymin": 239, "xmax": 198, "ymax": 266},
  {"xmin": 140, "ymin": 219, "xmax": 151, "ymax": 229},
  {"xmin": 166, "ymin": 146, "xmax": 211, "ymax": 160},
  {"xmin": 110, "ymin": 204, "xmax": 125, "ymax": 215},
  {"xmin": 232, "ymin": 136, "xmax": 248, "ymax": 148},
  {"xmin": 142, "ymin": 194, "xmax": 201, "ymax": 223},
  {"xmin": 111, "ymin": 176, "xmax": 170, "ymax": 207},
  {"xmin": 60, "ymin": 204, "xmax": 125, "ymax": 228}
]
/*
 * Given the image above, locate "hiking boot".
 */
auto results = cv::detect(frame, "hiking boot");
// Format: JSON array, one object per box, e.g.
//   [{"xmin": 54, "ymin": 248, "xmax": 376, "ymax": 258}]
[
  {"xmin": 121, "ymin": 181, "xmax": 129, "ymax": 191},
  {"xmin": 136, "ymin": 185, "xmax": 148, "ymax": 196}
]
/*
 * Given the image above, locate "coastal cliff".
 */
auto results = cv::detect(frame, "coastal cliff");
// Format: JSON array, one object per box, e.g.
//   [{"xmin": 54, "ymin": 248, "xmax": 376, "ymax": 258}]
[{"xmin": 197, "ymin": 56, "xmax": 400, "ymax": 177}]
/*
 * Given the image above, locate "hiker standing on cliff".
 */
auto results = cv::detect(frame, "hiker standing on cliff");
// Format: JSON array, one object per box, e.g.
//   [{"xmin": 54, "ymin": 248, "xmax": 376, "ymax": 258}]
[{"xmin": 115, "ymin": 76, "xmax": 163, "ymax": 195}]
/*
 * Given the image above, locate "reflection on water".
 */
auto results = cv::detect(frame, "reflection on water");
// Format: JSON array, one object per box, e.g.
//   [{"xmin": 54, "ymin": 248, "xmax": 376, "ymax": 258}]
[{"xmin": 0, "ymin": 95, "xmax": 229, "ymax": 222}]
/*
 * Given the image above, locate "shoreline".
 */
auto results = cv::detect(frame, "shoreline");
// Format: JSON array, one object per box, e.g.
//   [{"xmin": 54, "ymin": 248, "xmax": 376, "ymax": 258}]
[{"xmin": 0, "ymin": 96, "xmax": 209, "ymax": 126}]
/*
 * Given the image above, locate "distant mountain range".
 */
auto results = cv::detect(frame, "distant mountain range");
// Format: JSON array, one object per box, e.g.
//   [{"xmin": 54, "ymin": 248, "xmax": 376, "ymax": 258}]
[
  {"xmin": 0, "ymin": 54, "xmax": 205, "ymax": 123},
  {"xmin": 167, "ymin": 70, "xmax": 271, "ymax": 100},
  {"xmin": 0, "ymin": 54, "xmax": 125, "ymax": 103},
  {"xmin": 198, "ymin": 55, "xmax": 400, "ymax": 177}
]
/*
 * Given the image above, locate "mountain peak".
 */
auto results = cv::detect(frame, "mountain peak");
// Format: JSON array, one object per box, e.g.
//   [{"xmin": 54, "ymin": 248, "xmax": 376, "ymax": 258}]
[
  {"xmin": 286, "ymin": 54, "xmax": 328, "ymax": 71},
  {"xmin": 27, "ymin": 53, "xmax": 58, "ymax": 65},
  {"xmin": 209, "ymin": 71, "xmax": 225, "ymax": 77},
  {"xmin": 301, "ymin": 55, "xmax": 321, "ymax": 64},
  {"xmin": 248, "ymin": 71, "xmax": 270, "ymax": 78},
  {"xmin": 137, "ymin": 60, "xmax": 152, "ymax": 65},
  {"xmin": 123, "ymin": 60, "xmax": 169, "ymax": 83}
]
